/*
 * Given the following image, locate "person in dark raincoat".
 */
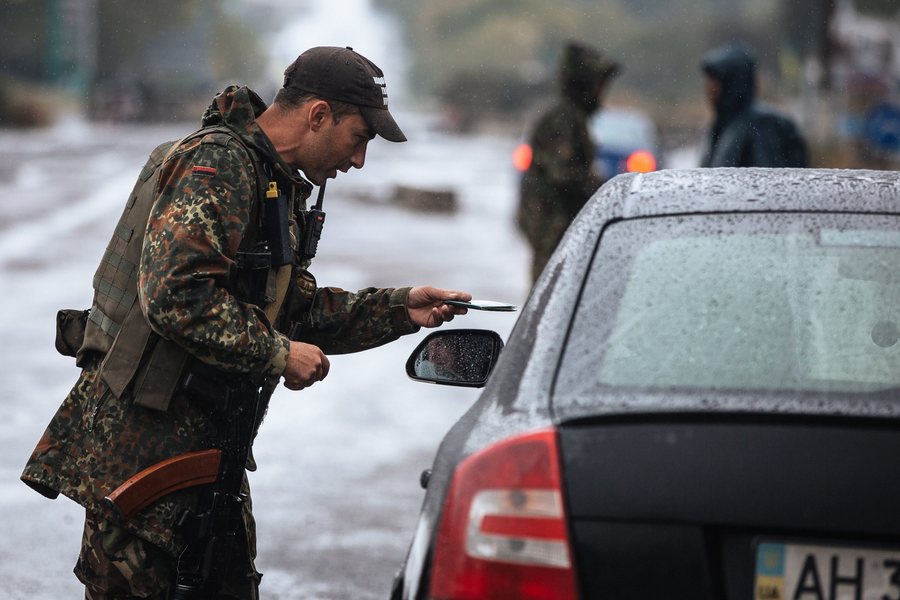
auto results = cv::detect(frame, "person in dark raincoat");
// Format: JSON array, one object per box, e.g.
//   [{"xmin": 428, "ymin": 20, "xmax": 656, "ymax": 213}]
[
  {"xmin": 700, "ymin": 43, "xmax": 809, "ymax": 169},
  {"xmin": 517, "ymin": 41, "xmax": 620, "ymax": 283}
]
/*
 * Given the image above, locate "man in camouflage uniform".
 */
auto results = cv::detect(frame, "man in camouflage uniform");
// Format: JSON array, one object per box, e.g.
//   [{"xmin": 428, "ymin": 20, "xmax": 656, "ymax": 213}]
[
  {"xmin": 517, "ymin": 41, "xmax": 619, "ymax": 283},
  {"xmin": 21, "ymin": 47, "xmax": 471, "ymax": 599}
]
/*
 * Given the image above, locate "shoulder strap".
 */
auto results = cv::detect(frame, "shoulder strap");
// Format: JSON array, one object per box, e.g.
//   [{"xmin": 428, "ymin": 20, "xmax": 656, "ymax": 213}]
[{"xmin": 190, "ymin": 126, "xmax": 294, "ymax": 326}]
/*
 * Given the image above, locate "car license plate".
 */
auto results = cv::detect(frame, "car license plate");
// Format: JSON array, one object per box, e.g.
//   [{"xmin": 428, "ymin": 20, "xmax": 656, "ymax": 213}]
[{"xmin": 754, "ymin": 541, "xmax": 900, "ymax": 600}]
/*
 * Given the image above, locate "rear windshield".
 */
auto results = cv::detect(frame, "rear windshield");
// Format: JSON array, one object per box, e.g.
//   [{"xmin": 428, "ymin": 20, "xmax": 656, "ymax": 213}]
[{"xmin": 557, "ymin": 213, "xmax": 900, "ymax": 396}]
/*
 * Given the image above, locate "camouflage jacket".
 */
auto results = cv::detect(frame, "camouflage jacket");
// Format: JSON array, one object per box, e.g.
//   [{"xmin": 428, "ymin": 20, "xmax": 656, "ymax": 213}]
[
  {"xmin": 21, "ymin": 86, "xmax": 419, "ymax": 556},
  {"xmin": 517, "ymin": 98, "xmax": 602, "ymax": 281}
]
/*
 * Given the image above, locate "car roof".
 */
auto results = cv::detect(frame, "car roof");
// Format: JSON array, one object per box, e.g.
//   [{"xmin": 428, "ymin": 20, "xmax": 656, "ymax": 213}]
[{"xmin": 601, "ymin": 167, "xmax": 899, "ymax": 219}]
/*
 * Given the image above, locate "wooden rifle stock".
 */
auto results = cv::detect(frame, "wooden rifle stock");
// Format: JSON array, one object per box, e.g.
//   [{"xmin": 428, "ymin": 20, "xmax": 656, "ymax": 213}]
[{"xmin": 104, "ymin": 449, "xmax": 222, "ymax": 520}]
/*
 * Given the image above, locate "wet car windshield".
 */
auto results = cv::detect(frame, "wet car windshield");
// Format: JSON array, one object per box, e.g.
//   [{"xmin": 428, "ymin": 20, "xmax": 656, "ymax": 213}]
[{"xmin": 557, "ymin": 212, "xmax": 900, "ymax": 397}]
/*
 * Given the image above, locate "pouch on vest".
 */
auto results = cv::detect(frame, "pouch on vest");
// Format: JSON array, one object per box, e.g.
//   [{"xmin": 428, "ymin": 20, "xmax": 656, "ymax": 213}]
[
  {"xmin": 99, "ymin": 301, "xmax": 155, "ymax": 401},
  {"xmin": 54, "ymin": 309, "xmax": 89, "ymax": 359},
  {"xmin": 99, "ymin": 291, "xmax": 191, "ymax": 412},
  {"xmin": 231, "ymin": 249, "xmax": 271, "ymax": 308},
  {"xmin": 131, "ymin": 338, "xmax": 190, "ymax": 411}
]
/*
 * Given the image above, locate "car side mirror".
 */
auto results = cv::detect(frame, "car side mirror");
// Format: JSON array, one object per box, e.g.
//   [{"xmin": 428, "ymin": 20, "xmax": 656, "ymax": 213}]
[{"xmin": 406, "ymin": 329, "xmax": 504, "ymax": 388}]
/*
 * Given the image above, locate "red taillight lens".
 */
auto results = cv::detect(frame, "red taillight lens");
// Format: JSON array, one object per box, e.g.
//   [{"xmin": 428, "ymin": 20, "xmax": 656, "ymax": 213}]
[
  {"xmin": 512, "ymin": 143, "xmax": 533, "ymax": 172},
  {"xmin": 625, "ymin": 149, "xmax": 657, "ymax": 173},
  {"xmin": 428, "ymin": 428, "xmax": 578, "ymax": 600}
]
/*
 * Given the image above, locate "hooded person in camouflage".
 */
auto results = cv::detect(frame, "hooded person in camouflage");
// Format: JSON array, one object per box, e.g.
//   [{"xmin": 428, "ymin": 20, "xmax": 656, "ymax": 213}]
[
  {"xmin": 517, "ymin": 41, "xmax": 619, "ymax": 283},
  {"xmin": 21, "ymin": 47, "xmax": 471, "ymax": 599}
]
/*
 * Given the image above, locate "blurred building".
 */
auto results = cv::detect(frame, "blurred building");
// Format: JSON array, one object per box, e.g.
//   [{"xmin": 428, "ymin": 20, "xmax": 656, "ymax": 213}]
[
  {"xmin": 46, "ymin": 0, "xmax": 99, "ymax": 95},
  {"xmin": 0, "ymin": 0, "xmax": 265, "ymax": 124},
  {"xmin": 826, "ymin": 0, "xmax": 900, "ymax": 167}
]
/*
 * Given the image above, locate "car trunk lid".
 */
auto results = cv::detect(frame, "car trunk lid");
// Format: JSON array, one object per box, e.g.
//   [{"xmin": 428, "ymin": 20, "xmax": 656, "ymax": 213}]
[{"xmin": 557, "ymin": 415, "xmax": 900, "ymax": 599}]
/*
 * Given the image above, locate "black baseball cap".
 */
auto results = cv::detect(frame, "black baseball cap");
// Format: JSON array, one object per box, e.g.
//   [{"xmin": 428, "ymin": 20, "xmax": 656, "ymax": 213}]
[{"xmin": 283, "ymin": 46, "xmax": 406, "ymax": 142}]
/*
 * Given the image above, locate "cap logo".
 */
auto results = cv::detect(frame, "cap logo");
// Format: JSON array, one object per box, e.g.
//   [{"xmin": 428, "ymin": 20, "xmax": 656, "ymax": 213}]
[{"xmin": 373, "ymin": 76, "xmax": 388, "ymax": 107}]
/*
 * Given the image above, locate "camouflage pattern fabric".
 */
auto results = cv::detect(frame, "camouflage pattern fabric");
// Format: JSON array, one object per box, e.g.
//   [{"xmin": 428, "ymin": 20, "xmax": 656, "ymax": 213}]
[
  {"xmin": 23, "ymin": 357, "xmax": 217, "ymax": 556},
  {"xmin": 517, "ymin": 98, "xmax": 602, "ymax": 282},
  {"xmin": 291, "ymin": 279, "xmax": 418, "ymax": 354},
  {"xmin": 140, "ymin": 88, "xmax": 301, "ymax": 377},
  {"xmin": 517, "ymin": 42, "xmax": 616, "ymax": 283},
  {"xmin": 76, "ymin": 509, "xmax": 259, "ymax": 599},
  {"xmin": 21, "ymin": 86, "xmax": 420, "ymax": 583}
]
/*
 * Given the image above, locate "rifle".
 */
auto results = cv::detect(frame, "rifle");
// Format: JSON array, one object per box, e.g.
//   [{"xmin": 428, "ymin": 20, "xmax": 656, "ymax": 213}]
[
  {"xmin": 105, "ymin": 367, "xmax": 271, "ymax": 598},
  {"xmin": 175, "ymin": 370, "xmax": 266, "ymax": 599}
]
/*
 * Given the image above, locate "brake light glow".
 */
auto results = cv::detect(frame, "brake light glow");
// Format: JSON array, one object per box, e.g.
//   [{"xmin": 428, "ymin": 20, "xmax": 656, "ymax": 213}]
[
  {"xmin": 625, "ymin": 149, "xmax": 657, "ymax": 173},
  {"xmin": 428, "ymin": 428, "xmax": 578, "ymax": 600},
  {"xmin": 512, "ymin": 143, "xmax": 533, "ymax": 172}
]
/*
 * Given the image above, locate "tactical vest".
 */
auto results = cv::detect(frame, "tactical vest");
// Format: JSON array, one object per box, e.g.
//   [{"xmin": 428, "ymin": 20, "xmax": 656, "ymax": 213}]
[{"xmin": 61, "ymin": 126, "xmax": 285, "ymax": 412}]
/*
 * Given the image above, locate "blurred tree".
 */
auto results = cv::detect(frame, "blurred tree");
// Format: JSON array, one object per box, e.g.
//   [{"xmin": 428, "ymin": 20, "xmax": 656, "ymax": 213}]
[
  {"xmin": 782, "ymin": 0, "xmax": 836, "ymax": 90},
  {"xmin": 379, "ymin": 0, "xmax": 635, "ymax": 103},
  {"xmin": 856, "ymin": 0, "xmax": 898, "ymax": 14},
  {"xmin": 94, "ymin": 0, "xmax": 196, "ymax": 81},
  {"xmin": 0, "ymin": 0, "xmax": 265, "ymax": 123},
  {"xmin": 95, "ymin": 1, "xmax": 264, "ymax": 87},
  {"xmin": 0, "ymin": 1, "xmax": 47, "ymax": 81},
  {"xmin": 376, "ymin": 0, "xmax": 783, "ymax": 131}
]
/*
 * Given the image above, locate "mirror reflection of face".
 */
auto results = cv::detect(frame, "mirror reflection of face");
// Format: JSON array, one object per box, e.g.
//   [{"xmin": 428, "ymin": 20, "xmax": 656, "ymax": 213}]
[
  {"xmin": 426, "ymin": 338, "xmax": 455, "ymax": 367},
  {"xmin": 413, "ymin": 332, "xmax": 496, "ymax": 384}
]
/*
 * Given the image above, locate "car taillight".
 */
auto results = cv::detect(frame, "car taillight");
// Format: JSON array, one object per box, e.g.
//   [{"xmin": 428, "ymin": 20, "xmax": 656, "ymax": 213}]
[
  {"xmin": 625, "ymin": 149, "xmax": 657, "ymax": 173},
  {"xmin": 428, "ymin": 428, "xmax": 578, "ymax": 600}
]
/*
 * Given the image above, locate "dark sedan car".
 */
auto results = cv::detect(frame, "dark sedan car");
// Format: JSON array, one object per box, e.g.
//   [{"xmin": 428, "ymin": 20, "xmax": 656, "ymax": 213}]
[{"xmin": 392, "ymin": 168, "xmax": 900, "ymax": 600}]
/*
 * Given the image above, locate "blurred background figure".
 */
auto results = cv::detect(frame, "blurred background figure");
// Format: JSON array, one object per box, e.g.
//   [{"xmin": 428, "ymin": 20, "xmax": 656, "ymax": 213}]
[
  {"xmin": 516, "ymin": 41, "xmax": 619, "ymax": 284},
  {"xmin": 700, "ymin": 43, "xmax": 809, "ymax": 168}
]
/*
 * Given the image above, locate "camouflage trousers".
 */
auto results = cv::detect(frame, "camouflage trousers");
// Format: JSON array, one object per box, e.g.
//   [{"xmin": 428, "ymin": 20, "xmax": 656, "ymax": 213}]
[{"xmin": 75, "ymin": 510, "xmax": 260, "ymax": 599}]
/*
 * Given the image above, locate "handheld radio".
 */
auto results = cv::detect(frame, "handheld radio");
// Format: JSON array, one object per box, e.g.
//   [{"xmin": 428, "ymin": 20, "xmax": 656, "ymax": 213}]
[
  {"xmin": 298, "ymin": 181, "xmax": 326, "ymax": 261},
  {"xmin": 264, "ymin": 181, "xmax": 293, "ymax": 267}
]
